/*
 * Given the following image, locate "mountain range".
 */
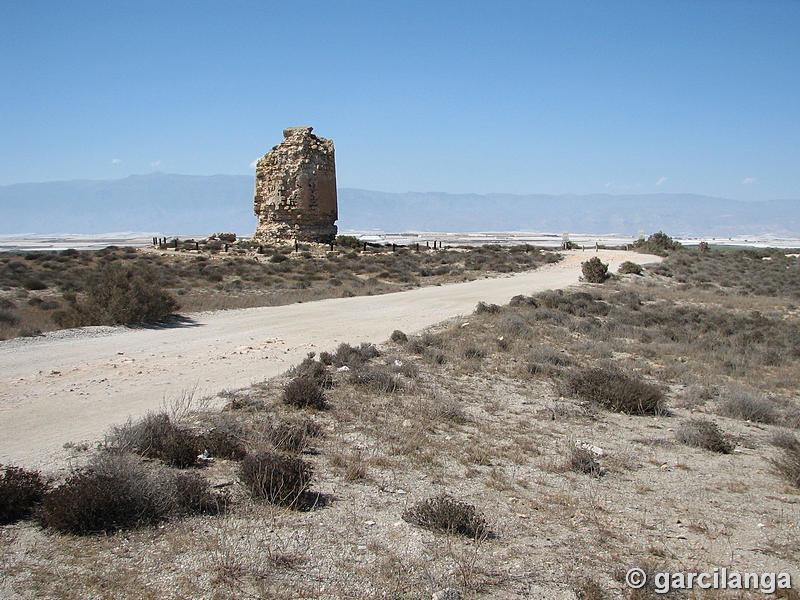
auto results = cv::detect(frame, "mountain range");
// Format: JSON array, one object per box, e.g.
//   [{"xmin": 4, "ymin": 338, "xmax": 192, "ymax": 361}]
[{"xmin": 1, "ymin": 173, "xmax": 798, "ymax": 237}]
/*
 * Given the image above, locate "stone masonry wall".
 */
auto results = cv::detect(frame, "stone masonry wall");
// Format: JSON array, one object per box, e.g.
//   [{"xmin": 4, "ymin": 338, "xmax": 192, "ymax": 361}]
[{"xmin": 253, "ymin": 126, "xmax": 338, "ymax": 243}]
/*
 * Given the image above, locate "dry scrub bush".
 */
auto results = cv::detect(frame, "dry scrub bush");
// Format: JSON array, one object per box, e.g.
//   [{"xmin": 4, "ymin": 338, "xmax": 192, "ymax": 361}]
[
  {"xmin": 0, "ymin": 465, "xmax": 49, "ymax": 524},
  {"xmin": 266, "ymin": 419, "xmax": 321, "ymax": 453},
  {"xmin": 475, "ymin": 301, "xmax": 501, "ymax": 314},
  {"xmin": 331, "ymin": 342, "xmax": 381, "ymax": 368},
  {"xmin": 288, "ymin": 355, "xmax": 333, "ymax": 388},
  {"xmin": 717, "ymin": 387, "xmax": 777, "ymax": 424},
  {"xmin": 574, "ymin": 578, "xmax": 609, "ymax": 600},
  {"xmin": 38, "ymin": 454, "xmax": 224, "ymax": 534},
  {"xmin": 770, "ymin": 430, "xmax": 799, "ymax": 450},
  {"xmin": 770, "ymin": 435, "xmax": 800, "ymax": 488},
  {"xmin": 0, "ymin": 309, "xmax": 19, "ymax": 325},
  {"xmin": 652, "ymin": 246, "xmax": 800, "ymax": 297},
  {"xmin": 568, "ymin": 445, "xmax": 603, "ymax": 477},
  {"xmin": 283, "ymin": 375, "xmax": 328, "ymax": 409},
  {"xmin": 349, "ymin": 365, "xmax": 403, "ymax": 393},
  {"xmin": 55, "ymin": 263, "xmax": 178, "ymax": 327},
  {"xmin": 675, "ymin": 418, "xmax": 734, "ymax": 453},
  {"xmin": 172, "ymin": 471, "xmax": 227, "ymax": 515},
  {"xmin": 526, "ymin": 347, "xmax": 572, "ymax": 377},
  {"xmin": 581, "ymin": 257, "xmax": 609, "ymax": 283},
  {"xmin": 402, "ymin": 494, "xmax": 490, "ymax": 538},
  {"xmin": 109, "ymin": 412, "xmax": 202, "ymax": 467},
  {"xmin": 618, "ymin": 261, "xmax": 643, "ymax": 275},
  {"xmin": 202, "ymin": 419, "xmax": 248, "ymax": 460},
  {"xmin": 239, "ymin": 452, "xmax": 312, "ymax": 508},
  {"xmin": 390, "ymin": 329, "xmax": 408, "ymax": 343},
  {"xmin": 564, "ymin": 367, "xmax": 665, "ymax": 415}
]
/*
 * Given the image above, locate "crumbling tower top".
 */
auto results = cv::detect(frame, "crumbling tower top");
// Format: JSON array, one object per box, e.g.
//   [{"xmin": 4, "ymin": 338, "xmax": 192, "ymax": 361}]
[{"xmin": 253, "ymin": 126, "xmax": 338, "ymax": 243}]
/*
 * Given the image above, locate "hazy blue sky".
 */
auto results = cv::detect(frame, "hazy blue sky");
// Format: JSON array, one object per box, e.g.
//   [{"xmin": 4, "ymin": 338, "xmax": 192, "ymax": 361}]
[{"xmin": 1, "ymin": 1, "xmax": 798, "ymax": 200}]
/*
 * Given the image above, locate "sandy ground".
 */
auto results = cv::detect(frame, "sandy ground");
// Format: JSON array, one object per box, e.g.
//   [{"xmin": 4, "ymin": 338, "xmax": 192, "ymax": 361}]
[{"xmin": 0, "ymin": 250, "xmax": 653, "ymax": 470}]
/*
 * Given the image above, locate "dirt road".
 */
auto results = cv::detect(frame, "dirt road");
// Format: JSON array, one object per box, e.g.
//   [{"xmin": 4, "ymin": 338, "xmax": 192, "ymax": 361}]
[{"xmin": 0, "ymin": 250, "xmax": 656, "ymax": 469}]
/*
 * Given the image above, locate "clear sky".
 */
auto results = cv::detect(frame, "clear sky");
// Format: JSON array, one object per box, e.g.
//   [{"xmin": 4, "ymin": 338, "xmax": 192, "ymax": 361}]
[{"xmin": 1, "ymin": 0, "xmax": 798, "ymax": 200}]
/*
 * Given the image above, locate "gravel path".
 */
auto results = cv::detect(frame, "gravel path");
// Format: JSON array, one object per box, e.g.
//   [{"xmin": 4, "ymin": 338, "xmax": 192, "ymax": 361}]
[{"xmin": 0, "ymin": 250, "xmax": 656, "ymax": 469}]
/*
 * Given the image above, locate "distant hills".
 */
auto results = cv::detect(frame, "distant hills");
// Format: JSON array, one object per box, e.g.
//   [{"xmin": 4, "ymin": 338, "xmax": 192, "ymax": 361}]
[{"xmin": 0, "ymin": 173, "xmax": 798, "ymax": 237}]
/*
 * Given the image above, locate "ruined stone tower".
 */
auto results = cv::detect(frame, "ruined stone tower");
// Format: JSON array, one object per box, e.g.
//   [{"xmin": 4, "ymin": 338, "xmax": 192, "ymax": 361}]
[{"xmin": 253, "ymin": 126, "xmax": 338, "ymax": 243}]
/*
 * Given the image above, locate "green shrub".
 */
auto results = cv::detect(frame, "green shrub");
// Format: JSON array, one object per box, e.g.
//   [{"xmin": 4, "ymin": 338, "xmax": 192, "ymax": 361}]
[
  {"xmin": 55, "ymin": 263, "xmax": 178, "ymax": 327},
  {"xmin": 675, "ymin": 419, "xmax": 734, "ymax": 453},
  {"xmin": 564, "ymin": 367, "xmax": 665, "ymax": 415},
  {"xmin": 633, "ymin": 231, "xmax": 681, "ymax": 256},
  {"xmin": 283, "ymin": 376, "xmax": 327, "ymax": 409},
  {"xmin": 617, "ymin": 261, "xmax": 643, "ymax": 275},
  {"xmin": 0, "ymin": 465, "xmax": 49, "ymax": 524},
  {"xmin": 239, "ymin": 452, "xmax": 312, "ymax": 507},
  {"xmin": 581, "ymin": 257, "xmax": 609, "ymax": 283},
  {"xmin": 336, "ymin": 235, "xmax": 362, "ymax": 249},
  {"xmin": 402, "ymin": 494, "xmax": 489, "ymax": 538}
]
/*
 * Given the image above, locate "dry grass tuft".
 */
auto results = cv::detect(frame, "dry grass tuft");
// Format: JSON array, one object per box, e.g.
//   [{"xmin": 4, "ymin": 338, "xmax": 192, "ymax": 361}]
[
  {"xmin": 402, "ymin": 494, "xmax": 490, "ymax": 538},
  {"xmin": 283, "ymin": 376, "xmax": 328, "ymax": 410},
  {"xmin": 717, "ymin": 386, "xmax": 777, "ymax": 424},
  {"xmin": 675, "ymin": 418, "xmax": 734, "ymax": 453},
  {"xmin": 239, "ymin": 452, "xmax": 313, "ymax": 508},
  {"xmin": 564, "ymin": 367, "xmax": 665, "ymax": 415}
]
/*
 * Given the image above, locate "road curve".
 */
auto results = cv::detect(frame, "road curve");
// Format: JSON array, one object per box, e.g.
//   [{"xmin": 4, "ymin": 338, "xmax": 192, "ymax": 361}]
[{"xmin": 0, "ymin": 250, "xmax": 657, "ymax": 468}]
